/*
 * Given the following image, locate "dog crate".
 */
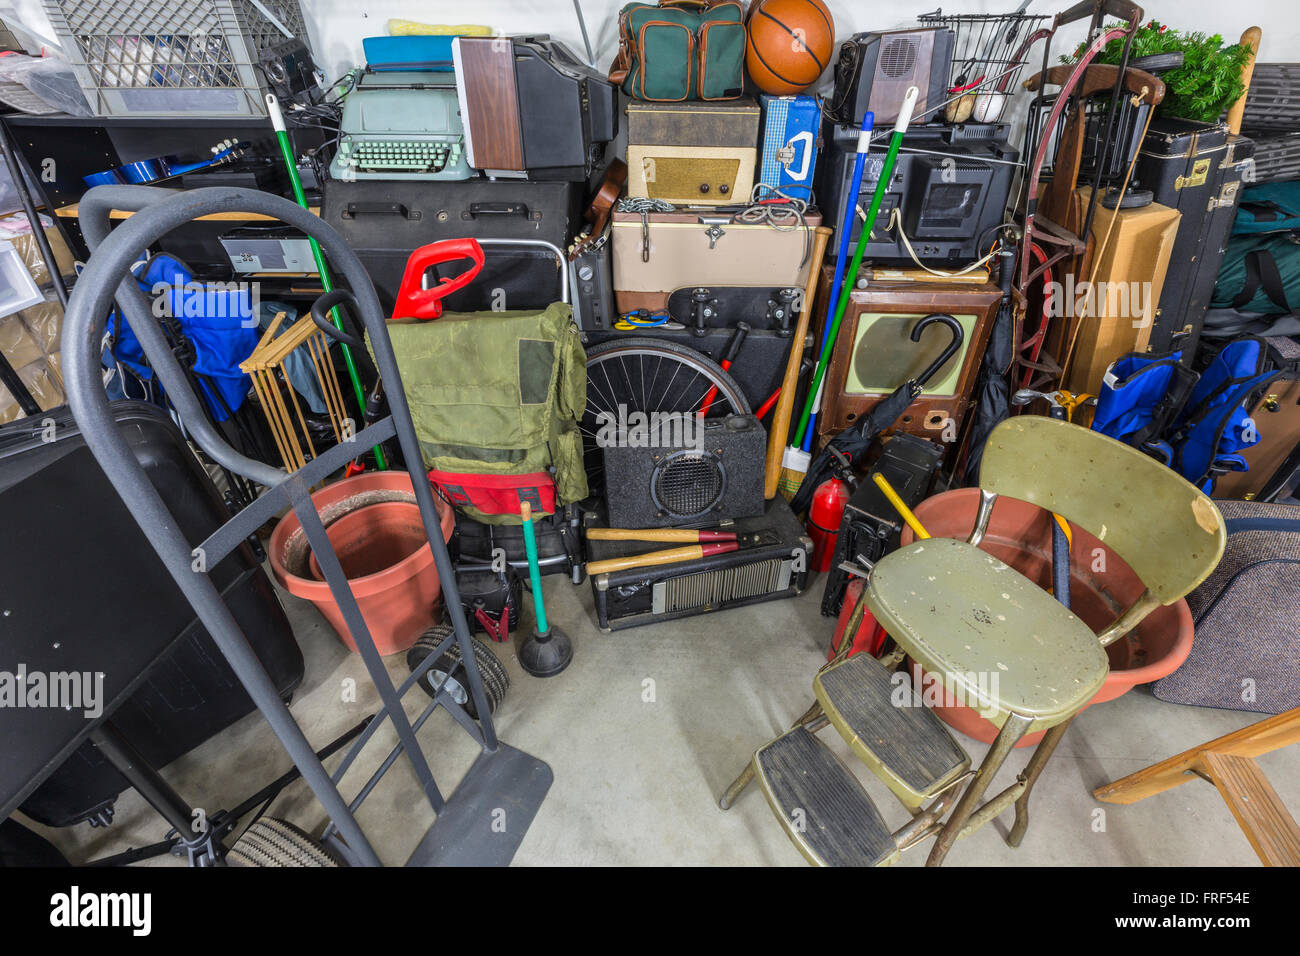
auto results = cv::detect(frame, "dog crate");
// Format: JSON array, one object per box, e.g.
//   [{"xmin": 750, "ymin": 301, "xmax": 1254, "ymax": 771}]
[{"xmin": 41, "ymin": 0, "xmax": 307, "ymax": 117}]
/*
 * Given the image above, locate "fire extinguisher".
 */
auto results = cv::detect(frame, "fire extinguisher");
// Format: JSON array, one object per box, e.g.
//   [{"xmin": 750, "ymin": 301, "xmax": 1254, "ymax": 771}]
[{"xmin": 807, "ymin": 476, "xmax": 851, "ymax": 573}]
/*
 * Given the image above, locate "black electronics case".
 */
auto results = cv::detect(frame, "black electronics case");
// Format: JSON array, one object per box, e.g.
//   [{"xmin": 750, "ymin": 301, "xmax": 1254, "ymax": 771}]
[
  {"xmin": 1, "ymin": 403, "xmax": 303, "ymax": 828},
  {"xmin": 817, "ymin": 122, "xmax": 1017, "ymax": 264},
  {"xmin": 320, "ymin": 178, "xmax": 583, "ymax": 313},
  {"xmin": 1137, "ymin": 120, "xmax": 1255, "ymax": 357},
  {"xmin": 587, "ymin": 494, "xmax": 811, "ymax": 631},
  {"xmin": 820, "ymin": 434, "xmax": 945, "ymax": 618}
]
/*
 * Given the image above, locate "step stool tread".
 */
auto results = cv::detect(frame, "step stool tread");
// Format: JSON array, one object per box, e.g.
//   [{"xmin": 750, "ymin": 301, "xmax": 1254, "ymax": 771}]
[
  {"xmin": 755, "ymin": 726, "xmax": 897, "ymax": 867},
  {"xmin": 816, "ymin": 652, "xmax": 969, "ymax": 798}
]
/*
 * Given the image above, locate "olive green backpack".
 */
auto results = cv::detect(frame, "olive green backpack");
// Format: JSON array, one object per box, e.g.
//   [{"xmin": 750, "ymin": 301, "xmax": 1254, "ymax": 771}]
[
  {"xmin": 385, "ymin": 303, "xmax": 588, "ymax": 525},
  {"xmin": 611, "ymin": 0, "xmax": 747, "ymax": 101}
]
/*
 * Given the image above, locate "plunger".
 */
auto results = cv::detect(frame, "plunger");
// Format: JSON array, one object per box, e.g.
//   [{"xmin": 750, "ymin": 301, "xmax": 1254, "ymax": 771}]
[{"xmin": 516, "ymin": 501, "xmax": 573, "ymax": 677}]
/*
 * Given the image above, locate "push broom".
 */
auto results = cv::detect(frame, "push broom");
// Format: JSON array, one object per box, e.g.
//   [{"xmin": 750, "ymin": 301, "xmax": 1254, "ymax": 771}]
[{"xmin": 783, "ymin": 87, "xmax": 920, "ymax": 502}]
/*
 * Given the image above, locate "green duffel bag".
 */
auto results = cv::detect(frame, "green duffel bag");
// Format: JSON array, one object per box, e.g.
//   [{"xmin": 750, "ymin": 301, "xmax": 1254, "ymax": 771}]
[
  {"xmin": 611, "ymin": 0, "xmax": 746, "ymax": 101},
  {"xmin": 1212, "ymin": 230, "xmax": 1300, "ymax": 317},
  {"xmin": 384, "ymin": 302, "xmax": 588, "ymax": 525}
]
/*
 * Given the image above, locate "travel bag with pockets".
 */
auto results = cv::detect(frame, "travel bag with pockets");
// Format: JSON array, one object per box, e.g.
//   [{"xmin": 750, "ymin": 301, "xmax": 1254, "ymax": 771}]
[{"xmin": 611, "ymin": 0, "xmax": 746, "ymax": 102}]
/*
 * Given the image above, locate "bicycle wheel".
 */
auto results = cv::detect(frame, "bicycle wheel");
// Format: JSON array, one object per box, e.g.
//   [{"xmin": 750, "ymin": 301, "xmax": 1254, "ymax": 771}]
[{"xmin": 583, "ymin": 337, "xmax": 751, "ymax": 494}]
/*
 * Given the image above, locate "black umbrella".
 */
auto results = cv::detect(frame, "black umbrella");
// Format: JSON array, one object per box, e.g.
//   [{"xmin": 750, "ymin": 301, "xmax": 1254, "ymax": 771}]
[
  {"xmin": 792, "ymin": 314, "xmax": 964, "ymax": 514},
  {"xmin": 961, "ymin": 247, "xmax": 1017, "ymax": 486}
]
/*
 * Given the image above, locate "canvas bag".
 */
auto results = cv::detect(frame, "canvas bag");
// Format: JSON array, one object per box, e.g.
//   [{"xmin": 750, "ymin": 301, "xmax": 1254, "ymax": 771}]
[{"xmin": 611, "ymin": 0, "xmax": 746, "ymax": 101}]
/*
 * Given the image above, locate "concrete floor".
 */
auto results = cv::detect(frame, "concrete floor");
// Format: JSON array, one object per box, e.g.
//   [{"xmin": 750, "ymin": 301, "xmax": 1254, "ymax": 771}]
[{"xmin": 27, "ymin": 572, "xmax": 1298, "ymax": 867}]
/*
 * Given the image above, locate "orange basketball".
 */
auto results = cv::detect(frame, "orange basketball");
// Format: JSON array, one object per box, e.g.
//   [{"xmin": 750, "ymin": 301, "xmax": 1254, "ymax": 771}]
[{"xmin": 745, "ymin": 0, "xmax": 835, "ymax": 95}]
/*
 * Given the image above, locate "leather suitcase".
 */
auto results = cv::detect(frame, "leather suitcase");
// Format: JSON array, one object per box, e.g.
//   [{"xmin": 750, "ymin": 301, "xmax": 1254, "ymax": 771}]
[
  {"xmin": 625, "ymin": 99, "xmax": 759, "ymax": 205},
  {"xmin": 1, "ymin": 403, "xmax": 303, "ymax": 827},
  {"xmin": 612, "ymin": 207, "xmax": 821, "ymax": 315},
  {"xmin": 1137, "ymin": 120, "xmax": 1254, "ymax": 357},
  {"xmin": 321, "ymin": 178, "xmax": 582, "ymax": 313},
  {"xmin": 1213, "ymin": 336, "xmax": 1300, "ymax": 501}
]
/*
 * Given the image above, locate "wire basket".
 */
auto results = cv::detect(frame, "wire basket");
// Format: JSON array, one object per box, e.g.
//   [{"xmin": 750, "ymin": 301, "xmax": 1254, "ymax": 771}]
[
  {"xmin": 41, "ymin": 0, "xmax": 307, "ymax": 117},
  {"xmin": 918, "ymin": 9, "xmax": 1049, "ymax": 124}
]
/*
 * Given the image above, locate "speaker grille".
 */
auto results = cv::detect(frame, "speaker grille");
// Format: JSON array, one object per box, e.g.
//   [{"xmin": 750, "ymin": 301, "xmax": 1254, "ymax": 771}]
[
  {"xmin": 879, "ymin": 39, "xmax": 917, "ymax": 78},
  {"xmin": 661, "ymin": 558, "xmax": 786, "ymax": 613},
  {"xmin": 652, "ymin": 452, "xmax": 725, "ymax": 518}
]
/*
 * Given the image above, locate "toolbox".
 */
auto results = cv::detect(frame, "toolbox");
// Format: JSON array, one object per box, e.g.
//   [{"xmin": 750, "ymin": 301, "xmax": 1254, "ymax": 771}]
[
  {"xmin": 0, "ymin": 402, "xmax": 303, "ymax": 827},
  {"xmin": 321, "ymin": 177, "xmax": 582, "ymax": 313},
  {"xmin": 1137, "ymin": 120, "xmax": 1255, "ymax": 357},
  {"xmin": 586, "ymin": 494, "xmax": 811, "ymax": 631}
]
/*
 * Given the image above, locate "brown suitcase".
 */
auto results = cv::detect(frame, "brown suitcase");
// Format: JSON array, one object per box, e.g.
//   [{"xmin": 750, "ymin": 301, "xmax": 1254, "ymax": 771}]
[
  {"xmin": 612, "ymin": 207, "xmax": 821, "ymax": 315},
  {"xmin": 1213, "ymin": 376, "xmax": 1300, "ymax": 500},
  {"xmin": 814, "ymin": 269, "xmax": 1001, "ymax": 449}
]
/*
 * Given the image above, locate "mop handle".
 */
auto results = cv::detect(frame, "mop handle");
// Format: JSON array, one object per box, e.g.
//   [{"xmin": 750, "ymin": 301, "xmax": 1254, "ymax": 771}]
[
  {"xmin": 519, "ymin": 501, "xmax": 549, "ymax": 634},
  {"xmin": 267, "ymin": 94, "xmax": 387, "ymax": 471},
  {"xmin": 799, "ymin": 113, "xmax": 873, "ymax": 449},
  {"xmin": 794, "ymin": 88, "xmax": 918, "ymax": 447},
  {"xmin": 873, "ymin": 472, "xmax": 930, "ymax": 541}
]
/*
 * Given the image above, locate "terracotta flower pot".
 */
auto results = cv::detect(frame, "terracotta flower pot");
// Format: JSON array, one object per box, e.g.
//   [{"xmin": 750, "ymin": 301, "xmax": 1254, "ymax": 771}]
[
  {"xmin": 897, "ymin": 488, "xmax": 1194, "ymax": 747},
  {"xmin": 269, "ymin": 471, "xmax": 454, "ymax": 656}
]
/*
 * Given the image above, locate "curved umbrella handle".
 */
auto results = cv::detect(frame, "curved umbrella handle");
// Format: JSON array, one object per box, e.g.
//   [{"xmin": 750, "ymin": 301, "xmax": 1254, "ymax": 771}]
[{"xmin": 911, "ymin": 313, "xmax": 965, "ymax": 390}]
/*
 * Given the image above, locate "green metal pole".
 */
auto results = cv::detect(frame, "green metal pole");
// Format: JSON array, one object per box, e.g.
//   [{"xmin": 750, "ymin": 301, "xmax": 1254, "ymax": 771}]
[
  {"xmin": 266, "ymin": 94, "xmax": 387, "ymax": 470},
  {"xmin": 793, "ymin": 87, "xmax": 921, "ymax": 447},
  {"xmin": 520, "ymin": 503, "xmax": 549, "ymax": 635}
]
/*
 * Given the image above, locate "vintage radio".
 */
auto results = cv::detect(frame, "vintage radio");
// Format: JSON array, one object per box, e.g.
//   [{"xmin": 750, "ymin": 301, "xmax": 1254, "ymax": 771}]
[
  {"xmin": 611, "ymin": 206, "xmax": 821, "ymax": 316},
  {"xmin": 816, "ymin": 122, "xmax": 1018, "ymax": 264},
  {"xmin": 819, "ymin": 433, "xmax": 945, "ymax": 618},
  {"xmin": 826, "ymin": 27, "xmax": 954, "ymax": 127},
  {"xmin": 452, "ymin": 35, "xmax": 617, "ymax": 181},
  {"xmin": 625, "ymin": 99, "xmax": 760, "ymax": 205},
  {"xmin": 815, "ymin": 270, "xmax": 1001, "ymax": 446},
  {"xmin": 587, "ymin": 494, "xmax": 811, "ymax": 631},
  {"xmin": 602, "ymin": 414, "xmax": 766, "ymax": 529}
]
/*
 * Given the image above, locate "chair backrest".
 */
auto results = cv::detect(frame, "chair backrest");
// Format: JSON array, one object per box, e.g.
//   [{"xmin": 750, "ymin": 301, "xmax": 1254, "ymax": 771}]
[{"xmin": 980, "ymin": 416, "xmax": 1226, "ymax": 605}]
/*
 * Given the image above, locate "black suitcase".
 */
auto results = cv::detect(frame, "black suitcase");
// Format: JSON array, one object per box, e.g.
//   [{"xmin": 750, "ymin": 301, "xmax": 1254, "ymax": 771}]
[
  {"xmin": 0, "ymin": 403, "xmax": 303, "ymax": 827},
  {"xmin": 321, "ymin": 178, "xmax": 583, "ymax": 314},
  {"xmin": 1137, "ymin": 120, "xmax": 1255, "ymax": 357}
]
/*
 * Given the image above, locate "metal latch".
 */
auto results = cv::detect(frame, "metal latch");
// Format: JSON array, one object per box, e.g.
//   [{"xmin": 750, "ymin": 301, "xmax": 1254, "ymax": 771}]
[
  {"xmin": 1208, "ymin": 180, "xmax": 1240, "ymax": 211},
  {"xmin": 704, "ymin": 223, "xmax": 726, "ymax": 249},
  {"xmin": 1175, "ymin": 157, "xmax": 1211, "ymax": 190}
]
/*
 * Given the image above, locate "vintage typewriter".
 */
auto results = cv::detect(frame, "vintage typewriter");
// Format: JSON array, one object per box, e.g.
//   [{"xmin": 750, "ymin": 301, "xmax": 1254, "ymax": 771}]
[{"xmin": 328, "ymin": 71, "xmax": 472, "ymax": 181}]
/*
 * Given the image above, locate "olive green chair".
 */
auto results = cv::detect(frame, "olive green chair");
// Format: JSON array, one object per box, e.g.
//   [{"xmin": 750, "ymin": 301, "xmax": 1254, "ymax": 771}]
[{"xmin": 720, "ymin": 416, "xmax": 1227, "ymax": 867}]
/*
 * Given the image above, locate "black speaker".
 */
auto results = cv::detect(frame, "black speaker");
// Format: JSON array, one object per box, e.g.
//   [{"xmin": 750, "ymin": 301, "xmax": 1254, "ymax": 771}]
[{"xmin": 602, "ymin": 414, "xmax": 765, "ymax": 528}]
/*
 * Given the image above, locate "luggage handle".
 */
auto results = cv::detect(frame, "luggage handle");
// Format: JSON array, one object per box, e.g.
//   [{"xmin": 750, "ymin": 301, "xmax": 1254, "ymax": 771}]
[
  {"xmin": 342, "ymin": 201, "xmax": 421, "ymax": 221},
  {"xmin": 393, "ymin": 238, "xmax": 486, "ymax": 321},
  {"xmin": 466, "ymin": 201, "xmax": 532, "ymax": 220}
]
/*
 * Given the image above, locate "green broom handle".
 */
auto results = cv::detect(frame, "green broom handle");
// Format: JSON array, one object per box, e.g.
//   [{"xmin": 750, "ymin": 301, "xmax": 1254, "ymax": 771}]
[
  {"xmin": 793, "ymin": 86, "xmax": 919, "ymax": 447},
  {"xmin": 520, "ymin": 501, "xmax": 549, "ymax": 634},
  {"xmin": 266, "ymin": 94, "xmax": 387, "ymax": 471}
]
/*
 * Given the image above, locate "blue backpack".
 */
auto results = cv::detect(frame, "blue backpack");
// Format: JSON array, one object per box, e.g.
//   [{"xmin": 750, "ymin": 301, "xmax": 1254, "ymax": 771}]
[{"xmin": 1092, "ymin": 336, "xmax": 1281, "ymax": 493}]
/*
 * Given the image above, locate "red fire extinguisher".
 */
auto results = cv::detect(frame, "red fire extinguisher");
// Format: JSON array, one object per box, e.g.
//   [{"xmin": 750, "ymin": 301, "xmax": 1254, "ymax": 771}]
[{"xmin": 806, "ymin": 476, "xmax": 851, "ymax": 573}]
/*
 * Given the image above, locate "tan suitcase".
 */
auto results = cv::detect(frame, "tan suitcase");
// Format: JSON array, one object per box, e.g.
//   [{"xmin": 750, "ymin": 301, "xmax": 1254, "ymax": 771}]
[{"xmin": 611, "ymin": 207, "xmax": 821, "ymax": 315}]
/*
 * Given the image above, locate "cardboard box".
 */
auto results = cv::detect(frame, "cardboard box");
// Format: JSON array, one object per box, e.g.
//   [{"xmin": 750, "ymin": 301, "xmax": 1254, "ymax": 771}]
[
  {"xmin": 1064, "ymin": 187, "xmax": 1181, "ymax": 395},
  {"xmin": 0, "ymin": 212, "xmax": 75, "ymax": 286}
]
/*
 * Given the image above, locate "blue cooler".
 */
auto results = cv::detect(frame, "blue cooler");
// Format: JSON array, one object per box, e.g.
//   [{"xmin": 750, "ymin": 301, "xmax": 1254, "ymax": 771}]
[{"xmin": 758, "ymin": 94, "xmax": 821, "ymax": 200}]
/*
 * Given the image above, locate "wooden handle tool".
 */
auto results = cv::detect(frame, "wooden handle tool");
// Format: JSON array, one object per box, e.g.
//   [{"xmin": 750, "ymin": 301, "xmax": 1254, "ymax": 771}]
[
  {"xmin": 585, "ymin": 528, "xmax": 738, "ymax": 543},
  {"xmin": 1226, "ymin": 27, "xmax": 1262, "ymax": 137},
  {"xmin": 586, "ymin": 541, "xmax": 739, "ymax": 577},
  {"xmin": 765, "ymin": 225, "xmax": 833, "ymax": 499}
]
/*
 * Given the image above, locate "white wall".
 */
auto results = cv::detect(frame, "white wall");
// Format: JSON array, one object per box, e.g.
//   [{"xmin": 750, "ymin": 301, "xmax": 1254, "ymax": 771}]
[{"xmin": 9, "ymin": 0, "xmax": 1299, "ymax": 79}]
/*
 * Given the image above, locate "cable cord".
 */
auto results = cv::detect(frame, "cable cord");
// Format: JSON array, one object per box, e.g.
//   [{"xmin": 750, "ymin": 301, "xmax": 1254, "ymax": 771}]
[
  {"xmin": 875, "ymin": 207, "xmax": 1000, "ymax": 277},
  {"xmin": 736, "ymin": 184, "xmax": 812, "ymax": 266}
]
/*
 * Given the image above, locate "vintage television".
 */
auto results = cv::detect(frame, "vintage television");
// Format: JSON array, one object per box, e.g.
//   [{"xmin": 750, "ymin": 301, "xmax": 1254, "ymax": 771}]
[
  {"xmin": 813, "ymin": 272, "xmax": 1002, "ymax": 448},
  {"xmin": 816, "ymin": 122, "xmax": 1018, "ymax": 264}
]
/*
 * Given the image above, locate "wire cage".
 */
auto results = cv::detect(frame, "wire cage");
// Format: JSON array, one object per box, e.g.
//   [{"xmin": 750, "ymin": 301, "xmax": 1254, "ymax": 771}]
[
  {"xmin": 918, "ymin": 8, "xmax": 1050, "ymax": 124},
  {"xmin": 41, "ymin": 0, "xmax": 307, "ymax": 117},
  {"xmin": 1025, "ymin": 91, "xmax": 1152, "ymax": 189}
]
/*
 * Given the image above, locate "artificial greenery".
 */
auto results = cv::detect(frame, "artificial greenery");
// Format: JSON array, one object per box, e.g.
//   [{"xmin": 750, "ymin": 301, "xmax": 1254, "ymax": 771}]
[{"xmin": 1064, "ymin": 20, "xmax": 1252, "ymax": 123}]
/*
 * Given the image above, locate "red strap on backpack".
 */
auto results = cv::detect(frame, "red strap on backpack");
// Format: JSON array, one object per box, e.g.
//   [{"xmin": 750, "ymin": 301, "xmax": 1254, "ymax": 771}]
[{"xmin": 392, "ymin": 238, "xmax": 485, "ymax": 320}]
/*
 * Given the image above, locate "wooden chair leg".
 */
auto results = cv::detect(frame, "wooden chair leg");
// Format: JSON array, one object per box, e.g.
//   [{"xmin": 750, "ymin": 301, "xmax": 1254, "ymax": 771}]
[
  {"xmin": 926, "ymin": 712, "xmax": 1034, "ymax": 867},
  {"xmin": 1007, "ymin": 716, "xmax": 1073, "ymax": 848}
]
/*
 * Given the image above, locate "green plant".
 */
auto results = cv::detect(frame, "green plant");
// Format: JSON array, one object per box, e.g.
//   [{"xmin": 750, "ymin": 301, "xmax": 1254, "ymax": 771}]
[{"xmin": 1064, "ymin": 20, "xmax": 1252, "ymax": 123}]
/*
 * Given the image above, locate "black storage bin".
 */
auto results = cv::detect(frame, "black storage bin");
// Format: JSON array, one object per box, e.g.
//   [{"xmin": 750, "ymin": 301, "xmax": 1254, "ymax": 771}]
[
  {"xmin": 0, "ymin": 403, "xmax": 303, "ymax": 828},
  {"xmin": 320, "ymin": 178, "xmax": 583, "ymax": 314},
  {"xmin": 1137, "ymin": 119, "xmax": 1254, "ymax": 357}
]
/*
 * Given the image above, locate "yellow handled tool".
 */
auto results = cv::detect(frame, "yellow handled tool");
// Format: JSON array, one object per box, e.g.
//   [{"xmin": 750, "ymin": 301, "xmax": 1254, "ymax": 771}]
[
  {"xmin": 586, "ymin": 541, "xmax": 739, "ymax": 577},
  {"xmin": 872, "ymin": 473, "xmax": 931, "ymax": 541}
]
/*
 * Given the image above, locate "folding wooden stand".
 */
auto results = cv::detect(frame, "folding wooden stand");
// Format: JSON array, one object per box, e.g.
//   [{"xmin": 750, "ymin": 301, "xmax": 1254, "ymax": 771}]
[{"xmin": 1094, "ymin": 707, "xmax": 1300, "ymax": 867}]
